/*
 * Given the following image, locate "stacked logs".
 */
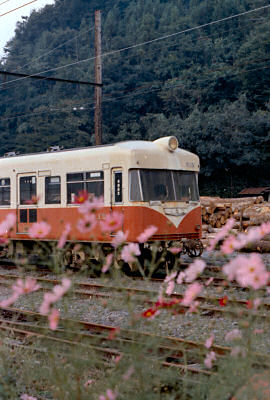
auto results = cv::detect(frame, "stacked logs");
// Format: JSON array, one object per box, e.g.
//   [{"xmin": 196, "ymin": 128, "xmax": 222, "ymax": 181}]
[{"xmin": 201, "ymin": 196, "xmax": 270, "ymax": 252}]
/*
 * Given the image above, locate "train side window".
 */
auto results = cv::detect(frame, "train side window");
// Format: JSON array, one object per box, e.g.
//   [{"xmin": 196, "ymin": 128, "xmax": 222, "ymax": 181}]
[
  {"xmin": 0, "ymin": 178, "xmax": 10, "ymax": 205},
  {"xmin": 20, "ymin": 209, "xmax": 27, "ymax": 223},
  {"xmin": 45, "ymin": 176, "xmax": 61, "ymax": 204},
  {"xmin": 67, "ymin": 171, "xmax": 104, "ymax": 203},
  {"xmin": 29, "ymin": 209, "xmax": 37, "ymax": 223},
  {"xmin": 20, "ymin": 176, "xmax": 36, "ymax": 205}
]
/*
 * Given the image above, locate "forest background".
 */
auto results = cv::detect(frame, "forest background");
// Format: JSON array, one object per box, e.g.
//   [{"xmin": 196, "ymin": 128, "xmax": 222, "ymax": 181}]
[{"xmin": 0, "ymin": 0, "xmax": 270, "ymax": 196}]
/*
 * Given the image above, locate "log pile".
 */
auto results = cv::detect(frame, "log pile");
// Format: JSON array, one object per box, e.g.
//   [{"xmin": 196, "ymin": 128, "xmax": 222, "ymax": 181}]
[
  {"xmin": 201, "ymin": 196, "xmax": 266, "ymax": 229},
  {"xmin": 201, "ymin": 196, "xmax": 270, "ymax": 252}
]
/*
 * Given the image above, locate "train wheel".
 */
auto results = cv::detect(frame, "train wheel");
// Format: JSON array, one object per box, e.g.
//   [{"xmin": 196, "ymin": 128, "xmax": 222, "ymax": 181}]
[{"xmin": 184, "ymin": 239, "xmax": 204, "ymax": 258}]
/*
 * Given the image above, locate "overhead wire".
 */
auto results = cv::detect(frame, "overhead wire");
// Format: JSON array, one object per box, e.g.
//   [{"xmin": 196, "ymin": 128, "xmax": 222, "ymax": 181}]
[
  {"xmin": 0, "ymin": 3, "xmax": 270, "ymax": 89},
  {"xmin": 1, "ymin": 12, "xmax": 267, "ymax": 95},
  {"xmin": 0, "ymin": 0, "xmax": 14, "ymax": 7},
  {"xmin": 2, "ymin": 55, "xmax": 270, "ymax": 123},
  {"xmin": 15, "ymin": 25, "xmax": 95, "ymax": 72},
  {"xmin": 0, "ymin": 0, "xmax": 37, "ymax": 17}
]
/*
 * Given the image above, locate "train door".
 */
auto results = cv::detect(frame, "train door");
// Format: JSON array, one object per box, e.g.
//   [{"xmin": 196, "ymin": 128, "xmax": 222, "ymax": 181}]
[
  {"xmin": 16, "ymin": 173, "xmax": 38, "ymax": 234},
  {"xmin": 112, "ymin": 169, "xmax": 123, "ymax": 205}
]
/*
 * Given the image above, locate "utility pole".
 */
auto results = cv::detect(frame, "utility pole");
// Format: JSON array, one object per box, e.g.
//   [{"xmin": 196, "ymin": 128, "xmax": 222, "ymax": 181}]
[{"xmin": 94, "ymin": 10, "xmax": 102, "ymax": 145}]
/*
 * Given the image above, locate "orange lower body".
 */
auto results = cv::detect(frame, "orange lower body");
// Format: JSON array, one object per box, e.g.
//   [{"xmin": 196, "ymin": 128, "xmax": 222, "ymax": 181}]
[{"xmin": 1, "ymin": 206, "xmax": 202, "ymax": 243}]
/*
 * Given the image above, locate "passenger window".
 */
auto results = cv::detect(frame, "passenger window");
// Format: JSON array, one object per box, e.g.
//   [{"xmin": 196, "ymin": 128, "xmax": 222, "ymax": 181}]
[
  {"xmin": 67, "ymin": 171, "xmax": 104, "ymax": 203},
  {"xmin": 20, "ymin": 209, "xmax": 27, "ymax": 223},
  {"xmin": 29, "ymin": 209, "xmax": 37, "ymax": 223},
  {"xmin": 0, "ymin": 178, "xmax": 10, "ymax": 205},
  {"xmin": 20, "ymin": 176, "xmax": 36, "ymax": 205},
  {"xmin": 45, "ymin": 176, "xmax": 61, "ymax": 204}
]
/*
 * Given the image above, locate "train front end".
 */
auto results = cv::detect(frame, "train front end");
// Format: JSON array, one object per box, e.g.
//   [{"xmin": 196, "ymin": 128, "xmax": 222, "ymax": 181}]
[{"xmin": 122, "ymin": 136, "xmax": 202, "ymax": 257}]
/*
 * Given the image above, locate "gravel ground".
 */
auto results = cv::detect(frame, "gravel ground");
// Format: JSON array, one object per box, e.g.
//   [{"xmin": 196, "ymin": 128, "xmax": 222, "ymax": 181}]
[{"xmin": 0, "ymin": 250, "xmax": 270, "ymax": 355}]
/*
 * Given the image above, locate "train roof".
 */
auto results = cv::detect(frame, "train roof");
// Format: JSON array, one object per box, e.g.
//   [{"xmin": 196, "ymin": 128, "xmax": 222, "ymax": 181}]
[{"xmin": 0, "ymin": 137, "xmax": 200, "ymax": 172}]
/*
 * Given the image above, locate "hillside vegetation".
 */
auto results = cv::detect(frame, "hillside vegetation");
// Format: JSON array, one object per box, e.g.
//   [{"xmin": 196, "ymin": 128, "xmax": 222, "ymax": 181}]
[{"xmin": 1, "ymin": 0, "xmax": 270, "ymax": 195}]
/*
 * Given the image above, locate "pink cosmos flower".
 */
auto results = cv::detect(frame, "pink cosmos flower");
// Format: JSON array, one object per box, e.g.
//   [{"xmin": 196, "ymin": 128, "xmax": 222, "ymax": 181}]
[
  {"xmin": 121, "ymin": 243, "xmax": 141, "ymax": 263},
  {"xmin": 187, "ymin": 300, "xmax": 200, "ymax": 313},
  {"xmin": 102, "ymin": 253, "xmax": 114, "ymax": 273},
  {"xmin": 12, "ymin": 278, "xmax": 40, "ymax": 295},
  {"xmin": 57, "ymin": 223, "xmax": 71, "ymax": 249},
  {"xmin": 99, "ymin": 389, "xmax": 118, "ymax": 400},
  {"xmin": 0, "ymin": 292, "xmax": 20, "ymax": 308},
  {"xmin": 204, "ymin": 351, "xmax": 216, "ymax": 369},
  {"xmin": 225, "ymin": 329, "xmax": 242, "ymax": 342},
  {"xmin": 166, "ymin": 280, "xmax": 175, "ymax": 296},
  {"xmin": 28, "ymin": 221, "xmax": 51, "ymax": 239},
  {"xmin": 39, "ymin": 278, "xmax": 71, "ymax": 316},
  {"xmin": 0, "ymin": 278, "xmax": 40, "ymax": 308},
  {"xmin": 48, "ymin": 308, "xmax": 60, "ymax": 330},
  {"xmin": 0, "ymin": 213, "xmax": 16, "ymax": 237},
  {"xmin": 220, "ymin": 235, "xmax": 238, "ymax": 254},
  {"xmin": 77, "ymin": 214, "xmax": 97, "ymax": 233},
  {"xmin": 222, "ymin": 257, "xmax": 239, "ymax": 281},
  {"xmin": 21, "ymin": 395, "xmax": 37, "ymax": 400},
  {"xmin": 176, "ymin": 271, "xmax": 185, "ymax": 285},
  {"xmin": 205, "ymin": 277, "xmax": 214, "ymax": 286},
  {"xmin": 39, "ymin": 292, "xmax": 56, "ymax": 315},
  {"xmin": 100, "ymin": 211, "xmax": 123, "ymax": 233},
  {"xmin": 164, "ymin": 271, "xmax": 178, "ymax": 283},
  {"xmin": 136, "ymin": 225, "xmax": 158, "ymax": 243},
  {"xmin": 252, "ymin": 298, "xmax": 261, "ymax": 309},
  {"xmin": 205, "ymin": 333, "xmax": 215, "ymax": 349},
  {"xmin": 259, "ymin": 221, "xmax": 270, "ymax": 237},
  {"xmin": 52, "ymin": 278, "xmax": 71, "ymax": 301},
  {"xmin": 184, "ymin": 259, "xmax": 206, "ymax": 282},
  {"xmin": 122, "ymin": 366, "xmax": 135, "ymax": 381},
  {"xmin": 233, "ymin": 253, "xmax": 269, "ymax": 290},
  {"xmin": 221, "ymin": 222, "xmax": 270, "ymax": 253},
  {"xmin": 78, "ymin": 196, "xmax": 104, "ymax": 214},
  {"xmin": 111, "ymin": 230, "xmax": 128, "ymax": 248},
  {"xmin": 168, "ymin": 247, "xmax": 182, "ymax": 255},
  {"xmin": 182, "ymin": 282, "xmax": 202, "ymax": 307},
  {"xmin": 207, "ymin": 218, "xmax": 235, "ymax": 251},
  {"xmin": 84, "ymin": 379, "xmax": 94, "ymax": 388}
]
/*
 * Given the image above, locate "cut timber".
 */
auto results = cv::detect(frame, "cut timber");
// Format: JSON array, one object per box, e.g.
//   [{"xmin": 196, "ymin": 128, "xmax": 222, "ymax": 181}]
[{"xmin": 242, "ymin": 240, "xmax": 270, "ymax": 253}]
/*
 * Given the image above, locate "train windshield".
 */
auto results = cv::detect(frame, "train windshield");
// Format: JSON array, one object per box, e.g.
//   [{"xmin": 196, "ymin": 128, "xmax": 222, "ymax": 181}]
[{"xmin": 129, "ymin": 169, "xmax": 199, "ymax": 202}]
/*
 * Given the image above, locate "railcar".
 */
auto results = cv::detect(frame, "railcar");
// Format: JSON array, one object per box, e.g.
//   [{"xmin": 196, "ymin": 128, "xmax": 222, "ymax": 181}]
[{"xmin": 0, "ymin": 136, "xmax": 203, "ymax": 264}]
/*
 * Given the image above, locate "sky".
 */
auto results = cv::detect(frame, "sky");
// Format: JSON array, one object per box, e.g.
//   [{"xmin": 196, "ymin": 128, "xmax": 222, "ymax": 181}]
[{"xmin": 0, "ymin": 0, "xmax": 55, "ymax": 58}]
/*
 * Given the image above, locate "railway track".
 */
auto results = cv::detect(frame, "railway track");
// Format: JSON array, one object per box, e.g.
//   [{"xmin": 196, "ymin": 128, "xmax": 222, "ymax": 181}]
[
  {"xmin": 0, "ymin": 306, "xmax": 218, "ymax": 376},
  {"xmin": 2, "ymin": 306, "xmax": 270, "ymax": 376},
  {"xmin": 0, "ymin": 272, "xmax": 269, "ymax": 320}
]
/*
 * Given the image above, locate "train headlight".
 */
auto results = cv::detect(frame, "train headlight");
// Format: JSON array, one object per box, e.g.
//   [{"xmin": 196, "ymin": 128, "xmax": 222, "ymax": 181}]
[
  {"xmin": 153, "ymin": 136, "xmax": 179, "ymax": 151},
  {"xmin": 168, "ymin": 136, "xmax": 178, "ymax": 151}
]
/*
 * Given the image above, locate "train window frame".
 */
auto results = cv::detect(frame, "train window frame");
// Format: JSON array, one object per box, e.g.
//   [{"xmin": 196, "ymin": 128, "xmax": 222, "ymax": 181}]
[
  {"xmin": 19, "ymin": 176, "xmax": 37, "ymax": 205},
  {"xmin": 45, "ymin": 176, "xmax": 61, "ymax": 204},
  {"xmin": 129, "ymin": 169, "xmax": 199, "ymax": 202},
  {"xmin": 0, "ymin": 178, "xmax": 11, "ymax": 206},
  {"xmin": 66, "ymin": 171, "xmax": 104, "ymax": 204}
]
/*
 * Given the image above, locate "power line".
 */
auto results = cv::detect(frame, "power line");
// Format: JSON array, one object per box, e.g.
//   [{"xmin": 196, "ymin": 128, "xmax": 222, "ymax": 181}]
[
  {"xmin": 0, "ymin": 0, "xmax": 14, "ymax": 7},
  {"xmin": 2, "ymin": 13, "xmax": 266, "ymax": 93},
  {"xmin": 0, "ymin": 70, "xmax": 103, "ymax": 86},
  {"xmin": 15, "ymin": 25, "xmax": 95, "ymax": 72},
  {"xmin": 1, "ymin": 3, "xmax": 269, "ymax": 88},
  {"xmin": 2, "ymin": 57, "xmax": 270, "ymax": 123},
  {"xmin": 0, "ymin": 0, "xmax": 37, "ymax": 17}
]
